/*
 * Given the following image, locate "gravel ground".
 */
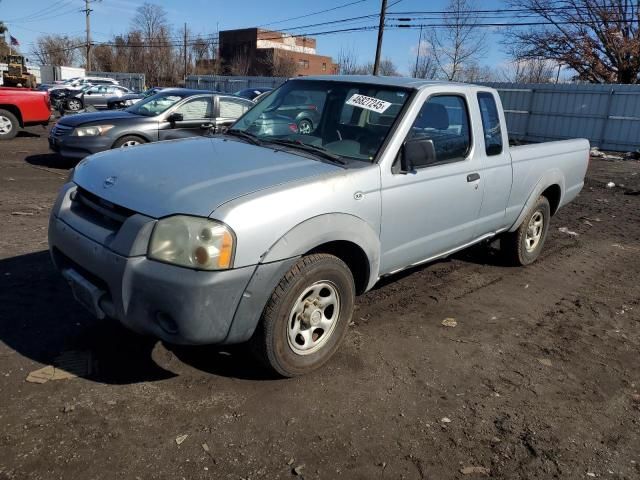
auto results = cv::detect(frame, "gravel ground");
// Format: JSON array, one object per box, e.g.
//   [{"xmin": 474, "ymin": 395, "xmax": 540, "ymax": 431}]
[{"xmin": 1, "ymin": 127, "xmax": 639, "ymax": 480}]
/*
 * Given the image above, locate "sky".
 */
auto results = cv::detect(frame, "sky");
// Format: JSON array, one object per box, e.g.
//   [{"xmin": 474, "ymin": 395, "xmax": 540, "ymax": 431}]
[{"xmin": 1, "ymin": 0, "xmax": 509, "ymax": 75}]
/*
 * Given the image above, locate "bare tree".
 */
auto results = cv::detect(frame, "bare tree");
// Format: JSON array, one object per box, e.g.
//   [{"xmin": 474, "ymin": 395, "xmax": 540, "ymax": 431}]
[
  {"xmin": 506, "ymin": 0, "xmax": 640, "ymax": 83},
  {"xmin": 412, "ymin": 41, "xmax": 438, "ymax": 79},
  {"xmin": 353, "ymin": 58, "xmax": 399, "ymax": 76},
  {"xmin": 0, "ymin": 22, "xmax": 10, "ymax": 57},
  {"xmin": 427, "ymin": 0, "xmax": 487, "ymax": 81},
  {"xmin": 260, "ymin": 50, "xmax": 298, "ymax": 77},
  {"xmin": 459, "ymin": 62, "xmax": 496, "ymax": 82},
  {"xmin": 337, "ymin": 47, "xmax": 360, "ymax": 74},
  {"xmin": 229, "ymin": 51, "xmax": 251, "ymax": 76},
  {"xmin": 499, "ymin": 58, "xmax": 558, "ymax": 83},
  {"xmin": 31, "ymin": 35, "xmax": 82, "ymax": 66}
]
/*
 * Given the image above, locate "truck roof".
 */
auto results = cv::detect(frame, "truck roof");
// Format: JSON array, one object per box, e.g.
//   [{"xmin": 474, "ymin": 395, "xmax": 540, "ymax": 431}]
[{"xmin": 297, "ymin": 75, "xmax": 481, "ymax": 90}]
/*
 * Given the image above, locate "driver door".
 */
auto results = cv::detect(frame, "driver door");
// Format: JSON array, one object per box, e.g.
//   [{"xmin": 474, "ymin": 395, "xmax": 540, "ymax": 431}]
[
  {"xmin": 379, "ymin": 94, "xmax": 484, "ymax": 273},
  {"xmin": 158, "ymin": 95, "xmax": 214, "ymax": 141}
]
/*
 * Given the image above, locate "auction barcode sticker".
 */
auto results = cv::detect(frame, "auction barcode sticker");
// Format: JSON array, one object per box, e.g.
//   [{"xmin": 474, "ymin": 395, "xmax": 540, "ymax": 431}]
[{"xmin": 345, "ymin": 94, "xmax": 392, "ymax": 114}]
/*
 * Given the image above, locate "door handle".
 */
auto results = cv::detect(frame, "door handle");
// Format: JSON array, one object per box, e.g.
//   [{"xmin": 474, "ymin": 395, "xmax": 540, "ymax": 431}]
[
  {"xmin": 467, "ymin": 173, "xmax": 480, "ymax": 182},
  {"xmin": 200, "ymin": 123, "xmax": 214, "ymax": 129}
]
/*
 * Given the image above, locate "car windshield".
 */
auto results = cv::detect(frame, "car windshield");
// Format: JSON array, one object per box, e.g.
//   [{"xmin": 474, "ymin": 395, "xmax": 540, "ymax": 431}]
[
  {"xmin": 230, "ymin": 79, "xmax": 411, "ymax": 162},
  {"xmin": 125, "ymin": 91, "xmax": 188, "ymax": 116}
]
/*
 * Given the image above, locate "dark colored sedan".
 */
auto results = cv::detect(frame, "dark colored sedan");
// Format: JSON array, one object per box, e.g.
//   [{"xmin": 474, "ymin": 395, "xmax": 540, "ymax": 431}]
[
  {"xmin": 234, "ymin": 87, "xmax": 272, "ymax": 100},
  {"xmin": 49, "ymin": 89, "xmax": 254, "ymax": 160},
  {"xmin": 107, "ymin": 87, "xmax": 165, "ymax": 110}
]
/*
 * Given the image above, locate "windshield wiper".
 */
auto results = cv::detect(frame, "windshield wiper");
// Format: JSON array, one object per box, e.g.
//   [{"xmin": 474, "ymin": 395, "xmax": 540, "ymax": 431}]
[
  {"xmin": 225, "ymin": 129, "xmax": 262, "ymax": 146},
  {"xmin": 264, "ymin": 139, "xmax": 346, "ymax": 166}
]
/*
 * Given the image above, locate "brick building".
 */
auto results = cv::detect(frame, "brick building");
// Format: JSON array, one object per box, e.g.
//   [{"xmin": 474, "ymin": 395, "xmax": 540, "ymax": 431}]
[{"xmin": 219, "ymin": 28, "xmax": 339, "ymax": 77}]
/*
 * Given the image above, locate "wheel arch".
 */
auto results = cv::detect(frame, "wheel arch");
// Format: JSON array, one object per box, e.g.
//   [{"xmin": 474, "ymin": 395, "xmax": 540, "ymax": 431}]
[
  {"xmin": 111, "ymin": 132, "xmax": 151, "ymax": 148},
  {"xmin": 509, "ymin": 171, "xmax": 565, "ymax": 232},
  {"xmin": 261, "ymin": 213, "xmax": 380, "ymax": 293}
]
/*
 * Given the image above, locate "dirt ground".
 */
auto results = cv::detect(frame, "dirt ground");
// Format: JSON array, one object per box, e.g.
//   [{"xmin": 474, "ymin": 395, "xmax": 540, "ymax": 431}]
[{"xmin": 0, "ymin": 126, "xmax": 639, "ymax": 480}]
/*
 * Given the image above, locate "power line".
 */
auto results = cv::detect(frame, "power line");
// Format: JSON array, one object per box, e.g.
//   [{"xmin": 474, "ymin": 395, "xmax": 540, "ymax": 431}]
[{"xmin": 259, "ymin": 0, "xmax": 368, "ymax": 27}]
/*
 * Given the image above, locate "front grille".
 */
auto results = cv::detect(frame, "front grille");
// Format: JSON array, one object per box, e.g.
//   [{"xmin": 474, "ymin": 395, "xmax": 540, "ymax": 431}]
[
  {"xmin": 52, "ymin": 124, "xmax": 73, "ymax": 137},
  {"xmin": 70, "ymin": 187, "xmax": 135, "ymax": 230}
]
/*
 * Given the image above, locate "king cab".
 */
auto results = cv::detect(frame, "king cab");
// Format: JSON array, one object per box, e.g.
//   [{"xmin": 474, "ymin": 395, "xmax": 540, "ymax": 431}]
[{"xmin": 49, "ymin": 76, "xmax": 589, "ymax": 376}]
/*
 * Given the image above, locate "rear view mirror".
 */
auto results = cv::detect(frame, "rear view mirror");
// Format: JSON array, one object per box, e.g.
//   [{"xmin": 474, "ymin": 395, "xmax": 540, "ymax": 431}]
[
  {"xmin": 168, "ymin": 112, "xmax": 184, "ymax": 123},
  {"xmin": 400, "ymin": 138, "xmax": 437, "ymax": 172}
]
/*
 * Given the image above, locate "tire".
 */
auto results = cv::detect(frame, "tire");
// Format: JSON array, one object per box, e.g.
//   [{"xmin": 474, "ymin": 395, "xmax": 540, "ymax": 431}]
[
  {"xmin": 502, "ymin": 196, "xmax": 551, "ymax": 266},
  {"xmin": 252, "ymin": 254, "xmax": 355, "ymax": 377},
  {"xmin": 0, "ymin": 109, "xmax": 19, "ymax": 140},
  {"xmin": 297, "ymin": 118, "xmax": 313, "ymax": 135},
  {"xmin": 112, "ymin": 135, "xmax": 146, "ymax": 149},
  {"xmin": 66, "ymin": 98, "xmax": 83, "ymax": 111}
]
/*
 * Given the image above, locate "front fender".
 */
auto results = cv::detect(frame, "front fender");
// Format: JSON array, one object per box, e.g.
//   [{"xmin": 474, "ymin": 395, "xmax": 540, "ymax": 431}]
[
  {"xmin": 261, "ymin": 213, "xmax": 381, "ymax": 291},
  {"xmin": 509, "ymin": 169, "xmax": 565, "ymax": 232}
]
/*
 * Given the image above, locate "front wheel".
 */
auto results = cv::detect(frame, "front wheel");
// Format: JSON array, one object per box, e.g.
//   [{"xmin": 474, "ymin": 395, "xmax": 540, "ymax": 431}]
[
  {"xmin": 112, "ymin": 135, "xmax": 146, "ymax": 149},
  {"xmin": 252, "ymin": 254, "xmax": 355, "ymax": 377},
  {"xmin": 501, "ymin": 196, "xmax": 551, "ymax": 266},
  {"xmin": 66, "ymin": 98, "xmax": 83, "ymax": 111}
]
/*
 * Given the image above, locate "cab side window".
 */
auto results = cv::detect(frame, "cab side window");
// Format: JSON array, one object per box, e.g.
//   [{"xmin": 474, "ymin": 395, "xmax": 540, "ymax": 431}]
[
  {"xmin": 477, "ymin": 92, "xmax": 503, "ymax": 155},
  {"xmin": 408, "ymin": 95, "xmax": 471, "ymax": 164},
  {"xmin": 175, "ymin": 97, "xmax": 213, "ymax": 120}
]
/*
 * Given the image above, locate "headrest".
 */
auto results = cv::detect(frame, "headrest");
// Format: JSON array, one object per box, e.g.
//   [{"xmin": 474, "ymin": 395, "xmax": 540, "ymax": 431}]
[{"xmin": 415, "ymin": 103, "xmax": 449, "ymax": 130}]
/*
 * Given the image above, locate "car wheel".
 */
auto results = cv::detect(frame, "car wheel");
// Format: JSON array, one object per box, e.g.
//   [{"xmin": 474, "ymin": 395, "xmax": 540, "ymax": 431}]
[
  {"xmin": 252, "ymin": 254, "xmax": 355, "ymax": 377},
  {"xmin": 297, "ymin": 119, "xmax": 313, "ymax": 135},
  {"xmin": 66, "ymin": 98, "xmax": 83, "ymax": 111},
  {"xmin": 112, "ymin": 135, "xmax": 146, "ymax": 149},
  {"xmin": 502, "ymin": 196, "xmax": 551, "ymax": 266},
  {"xmin": 0, "ymin": 109, "xmax": 19, "ymax": 140}
]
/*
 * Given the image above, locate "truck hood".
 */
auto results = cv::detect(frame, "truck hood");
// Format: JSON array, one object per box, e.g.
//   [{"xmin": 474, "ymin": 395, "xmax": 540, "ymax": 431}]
[
  {"xmin": 58, "ymin": 110, "xmax": 143, "ymax": 126},
  {"xmin": 73, "ymin": 136, "xmax": 340, "ymax": 218}
]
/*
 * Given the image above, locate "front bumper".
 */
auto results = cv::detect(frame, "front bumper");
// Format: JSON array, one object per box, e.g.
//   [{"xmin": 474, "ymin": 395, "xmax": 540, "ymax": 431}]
[
  {"xmin": 49, "ymin": 131, "xmax": 112, "ymax": 160},
  {"xmin": 47, "ymin": 183, "xmax": 295, "ymax": 345}
]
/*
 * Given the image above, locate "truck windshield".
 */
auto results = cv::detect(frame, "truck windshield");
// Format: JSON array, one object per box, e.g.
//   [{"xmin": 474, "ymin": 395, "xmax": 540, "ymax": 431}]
[
  {"xmin": 231, "ymin": 80, "xmax": 411, "ymax": 162},
  {"xmin": 126, "ymin": 92, "xmax": 187, "ymax": 116}
]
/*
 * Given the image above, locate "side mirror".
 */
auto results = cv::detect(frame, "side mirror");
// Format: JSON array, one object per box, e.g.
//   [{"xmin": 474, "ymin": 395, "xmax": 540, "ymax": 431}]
[
  {"xmin": 168, "ymin": 112, "xmax": 184, "ymax": 124},
  {"xmin": 400, "ymin": 138, "xmax": 437, "ymax": 172}
]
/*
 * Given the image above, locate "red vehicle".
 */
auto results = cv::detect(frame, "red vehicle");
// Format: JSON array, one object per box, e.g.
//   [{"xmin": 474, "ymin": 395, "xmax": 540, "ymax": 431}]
[{"xmin": 0, "ymin": 87, "xmax": 51, "ymax": 140}]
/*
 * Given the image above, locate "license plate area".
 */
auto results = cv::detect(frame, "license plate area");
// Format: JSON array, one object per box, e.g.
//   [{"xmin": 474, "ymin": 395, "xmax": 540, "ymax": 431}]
[{"xmin": 62, "ymin": 268, "xmax": 106, "ymax": 319}]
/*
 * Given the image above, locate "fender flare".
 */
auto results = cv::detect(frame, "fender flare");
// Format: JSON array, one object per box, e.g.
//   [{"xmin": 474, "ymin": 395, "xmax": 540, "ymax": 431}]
[
  {"xmin": 509, "ymin": 169, "xmax": 565, "ymax": 232},
  {"xmin": 261, "ymin": 213, "xmax": 381, "ymax": 291}
]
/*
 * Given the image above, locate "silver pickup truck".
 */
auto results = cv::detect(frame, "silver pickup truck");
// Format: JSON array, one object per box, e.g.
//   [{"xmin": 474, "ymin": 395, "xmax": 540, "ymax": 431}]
[{"xmin": 48, "ymin": 76, "xmax": 589, "ymax": 376}]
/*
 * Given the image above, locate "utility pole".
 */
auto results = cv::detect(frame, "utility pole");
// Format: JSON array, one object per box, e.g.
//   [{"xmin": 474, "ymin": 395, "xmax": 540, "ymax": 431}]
[
  {"xmin": 84, "ymin": 0, "xmax": 92, "ymax": 71},
  {"xmin": 183, "ymin": 23, "xmax": 188, "ymax": 82},
  {"xmin": 413, "ymin": 25, "xmax": 423, "ymax": 78},
  {"xmin": 373, "ymin": 0, "xmax": 387, "ymax": 75}
]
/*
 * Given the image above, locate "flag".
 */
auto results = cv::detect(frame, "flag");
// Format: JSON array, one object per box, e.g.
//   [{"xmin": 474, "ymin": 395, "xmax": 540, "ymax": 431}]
[{"xmin": 10, "ymin": 36, "xmax": 20, "ymax": 46}]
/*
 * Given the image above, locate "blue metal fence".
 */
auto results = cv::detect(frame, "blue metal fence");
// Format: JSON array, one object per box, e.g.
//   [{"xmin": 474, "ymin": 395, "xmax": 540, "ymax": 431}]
[
  {"xmin": 483, "ymin": 82, "xmax": 640, "ymax": 152},
  {"xmin": 186, "ymin": 75, "xmax": 287, "ymax": 94}
]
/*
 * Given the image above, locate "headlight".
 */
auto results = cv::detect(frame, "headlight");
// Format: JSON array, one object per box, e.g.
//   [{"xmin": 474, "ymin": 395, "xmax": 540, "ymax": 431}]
[
  {"xmin": 72, "ymin": 125, "xmax": 114, "ymax": 136},
  {"xmin": 148, "ymin": 216, "xmax": 235, "ymax": 270}
]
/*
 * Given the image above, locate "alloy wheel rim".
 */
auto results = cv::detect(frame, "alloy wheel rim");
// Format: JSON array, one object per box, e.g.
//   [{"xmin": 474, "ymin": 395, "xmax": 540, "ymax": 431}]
[
  {"xmin": 525, "ymin": 211, "xmax": 544, "ymax": 252},
  {"xmin": 120, "ymin": 140, "xmax": 140, "ymax": 147},
  {"xmin": 287, "ymin": 281, "xmax": 340, "ymax": 355},
  {"xmin": 298, "ymin": 120, "xmax": 312, "ymax": 134},
  {"xmin": 68, "ymin": 100, "xmax": 81, "ymax": 111},
  {"xmin": 0, "ymin": 116, "xmax": 12, "ymax": 134}
]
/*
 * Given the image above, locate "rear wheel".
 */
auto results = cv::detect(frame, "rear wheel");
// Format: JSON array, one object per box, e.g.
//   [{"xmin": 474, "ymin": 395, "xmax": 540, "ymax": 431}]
[
  {"xmin": 112, "ymin": 135, "xmax": 146, "ymax": 149},
  {"xmin": 252, "ymin": 254, "xmax": 355, "ymax": 377},
  {"xmin": 0, "ymin": 109, "xmax": 19, "ymax": 140},
  {"xmin": 297, "ymin": 118, "xmax": 313, "ymax": 135},
  {"xmin": 502, "ymin": 196, "xmax": 551, "ymax": 266}
]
